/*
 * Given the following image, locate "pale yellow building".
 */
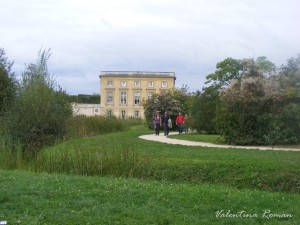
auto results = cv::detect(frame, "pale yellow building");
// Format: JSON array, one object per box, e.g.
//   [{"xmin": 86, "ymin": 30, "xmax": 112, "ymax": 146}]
[
  {"xmin": 99, "ymin": 71, "xmax": 176, "ymax": 119},
  {"xmin": 71, "ymin": 103, "xmax": 100, "ymax": 116}
]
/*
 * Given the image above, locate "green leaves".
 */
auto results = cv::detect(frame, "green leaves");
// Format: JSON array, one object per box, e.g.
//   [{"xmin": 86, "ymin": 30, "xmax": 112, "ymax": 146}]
[
  {"xmin": 5, "ymin": 49, "xmax": 72, "ymax": 155},
  {"xmin": 143, "ymin": 89, "xmax": 192, "ymax": 129},
  {"xmin": 0, "ymin": 48, "xmax": 17, "ymax": 114}
]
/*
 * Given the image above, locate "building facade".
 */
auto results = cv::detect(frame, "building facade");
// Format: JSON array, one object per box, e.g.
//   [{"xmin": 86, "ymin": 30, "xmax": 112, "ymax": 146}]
[
  {"xmin": 71, "ymin": 103, "xmax": 100, "ymax": 116},
  {"xmin": 99, "ymin": 71, "xmax": 176, "ymax": 119}
]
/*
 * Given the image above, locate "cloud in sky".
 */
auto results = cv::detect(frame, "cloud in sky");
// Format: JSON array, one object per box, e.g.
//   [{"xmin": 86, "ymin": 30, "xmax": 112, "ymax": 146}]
[{"xmin": 1, "ymin": 0, "xmax": 299, "ymax": 94}]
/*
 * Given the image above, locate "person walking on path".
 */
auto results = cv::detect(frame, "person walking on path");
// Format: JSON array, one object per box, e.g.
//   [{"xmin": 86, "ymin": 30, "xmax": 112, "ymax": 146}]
[
  {"xmin": 162, "ymin": 111, "xmax": 170, "ymax": 136},
  {"xmin": 176, "ymin": 112, "xmax": 185, "ymax": 134},
  {"xmin": 154, "ymin": 113, "xmax": 162, "ymax": 136}
]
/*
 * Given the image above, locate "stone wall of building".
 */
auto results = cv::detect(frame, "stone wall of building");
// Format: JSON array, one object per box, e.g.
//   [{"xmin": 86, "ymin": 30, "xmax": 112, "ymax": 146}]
[{"xmin": 99, "ymin": 71, "xmax": 176, "ymax": 119}]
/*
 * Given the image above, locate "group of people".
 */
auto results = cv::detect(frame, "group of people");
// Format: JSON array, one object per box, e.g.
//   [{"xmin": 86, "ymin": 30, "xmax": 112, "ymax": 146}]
[{"xmin": 153, "ymin": 111, "xmax": 187, "ymax": 136}]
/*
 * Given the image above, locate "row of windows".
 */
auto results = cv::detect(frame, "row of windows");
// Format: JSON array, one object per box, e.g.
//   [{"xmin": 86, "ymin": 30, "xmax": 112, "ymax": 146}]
[
  {"xmin": 107, "ymin": 80, "xmax": 168, "ymax": 88},
  {"xmin": 106, "ymin": 91, "xmax": 153, "ymax": 105},
  {"xmin": 107, "ymin": 110, "xmax": 140, "ymax": 119}
]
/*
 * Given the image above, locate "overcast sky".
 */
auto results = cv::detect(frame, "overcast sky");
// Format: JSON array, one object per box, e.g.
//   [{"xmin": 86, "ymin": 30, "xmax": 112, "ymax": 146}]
[{"xmin": 1, "ymin": 0, "xmax": 299, "ymax": 94}]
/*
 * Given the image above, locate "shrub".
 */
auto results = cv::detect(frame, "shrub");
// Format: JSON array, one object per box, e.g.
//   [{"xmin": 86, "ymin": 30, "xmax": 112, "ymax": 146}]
[
  {"xmin": 5, "ymin": 49, "xmax": 72, "ymax": 155},
  {"xmin": 216, "ymin": 76, "xmax": 300, "ymax": 145}
]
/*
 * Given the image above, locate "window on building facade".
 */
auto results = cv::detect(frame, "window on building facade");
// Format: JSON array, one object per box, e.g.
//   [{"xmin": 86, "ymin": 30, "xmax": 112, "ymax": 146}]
[
  {"xmin": 134, "ymin": 81, "xmax": 140, "ymax": 87},
  {"xmin": 121, "ymin": 110, "xmax": 126, "ymax": 119},
  {"xmin": 134, "ymin": 111, "xmax": 139, "ymax": 118},
  {"xmin": 120, "ymin": 92, "xmax": 127, "ymax": 104},
  {"xmin": 107, "ymin": 110, "xmax": 113, "ymax": 116},
  {"xmin": 161, "ymin": 81, "xmax": 168, "ymax": 88},
  {"xmin": 120, "ymin": 81, "xmax": 127, "ymax": 87},
  {"xmin": 134, "ymin": 92, "xmax": 141, "ymax": 105},
  {"xmin": 147, "ymin": 92, "xmax": 153, "ymax": 100},
  {"xmin": 107, "ymin": 80, "xmax": 113, "ymax": 86},
  {"xmin": 148, "ymin": 81, "xmax": 154, "ymax": 88},
  {"xmin": 106, "ymin": 91, "xmax": 113, "ymax": 104}
]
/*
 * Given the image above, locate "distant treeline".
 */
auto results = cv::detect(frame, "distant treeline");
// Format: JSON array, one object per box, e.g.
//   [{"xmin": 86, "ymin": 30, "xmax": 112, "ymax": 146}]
[{"xmin": 68, "ymin": 94, "xmax": 101, "ymax": 104}]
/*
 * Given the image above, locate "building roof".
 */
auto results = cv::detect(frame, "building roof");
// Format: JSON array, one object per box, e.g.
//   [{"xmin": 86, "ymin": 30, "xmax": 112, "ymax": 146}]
[{"xmin": 99, "ymin": 71, "xmax": 176, "ymax": 79}]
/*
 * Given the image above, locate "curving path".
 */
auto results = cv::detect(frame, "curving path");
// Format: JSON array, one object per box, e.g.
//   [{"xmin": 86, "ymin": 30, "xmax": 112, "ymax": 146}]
[{"xmin": 139, "ymin": 132, "xmax": 300, "ymax": 152}]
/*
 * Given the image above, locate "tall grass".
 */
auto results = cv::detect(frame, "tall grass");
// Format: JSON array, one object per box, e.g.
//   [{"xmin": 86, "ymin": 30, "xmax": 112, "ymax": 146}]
[
  {"xmin": 1, "ymin": 116, "xmax": 145, "ymax": 175},
  {"xmin": 31, "ymin": 140, "xmax": 147, "ymax": 177},
  {"xmin": 1, "ymin": 121, "xmax": 299, "ymax": 193},
  {"xmin": 66, "ymin": 116, "xmax": 144, "ymax": 138}
]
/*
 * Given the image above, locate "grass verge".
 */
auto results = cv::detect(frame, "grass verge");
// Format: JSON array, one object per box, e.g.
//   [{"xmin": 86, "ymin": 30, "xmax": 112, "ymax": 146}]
[
  {"xmin": 1, "ymin": 126, "xmax": 299, "ymax": 193},
  {"xmin": 0, "ymin": 170, "xmax": 299, "ymax": 225}
]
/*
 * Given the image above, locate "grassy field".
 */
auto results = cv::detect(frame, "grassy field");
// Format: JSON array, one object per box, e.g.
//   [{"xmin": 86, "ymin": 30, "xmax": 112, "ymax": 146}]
[
  {"xmin": 0, "ymin": 170, "xmax": 299, "ymax": 225},
  {"xmin": 0, "ymin": 125, "xmax": 300, "ymax": 224}
]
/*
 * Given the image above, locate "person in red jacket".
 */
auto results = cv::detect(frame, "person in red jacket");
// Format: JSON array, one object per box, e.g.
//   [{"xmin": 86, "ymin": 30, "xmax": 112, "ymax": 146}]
[{"xmin": 176, "ymin": 112, "xmax": 185, "ymax": 134}]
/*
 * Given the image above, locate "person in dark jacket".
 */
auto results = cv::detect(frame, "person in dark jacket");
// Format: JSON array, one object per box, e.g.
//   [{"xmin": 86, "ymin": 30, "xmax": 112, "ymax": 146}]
[
  {"xmin": 154, "ymin": 113, "xmax": 162, "ymax": 135},
  {"xmin": 162, "ymin": 111, "xmax": 170, "ymax": 136}
]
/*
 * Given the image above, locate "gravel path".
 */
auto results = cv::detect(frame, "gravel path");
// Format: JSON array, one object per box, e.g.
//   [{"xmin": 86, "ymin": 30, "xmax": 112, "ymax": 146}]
[{"xmin": 139, "ymin": 132, "xmax": 300, "ymax": 152}]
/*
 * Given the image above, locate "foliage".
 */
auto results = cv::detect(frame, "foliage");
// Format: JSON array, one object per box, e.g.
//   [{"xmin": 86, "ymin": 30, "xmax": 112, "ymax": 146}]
[
  {"xmin": 205, "ymin": 57, "xmax": 243, "ymax": 89},
  {"xmin": 191, "ymin": 56, "xmax": 276, "ymax": 134},
  {"xmin": 5, "ymin": 49, "xmax": 72, "ymax": 155},
  {"xmin": 68, "ymin": 94, "xmax": 100, "ymax": 104},
  {"xmin": 189, "ymin": 87, "xmax": 219, "ymax": 133},
  {"xmin": 216, "ymin": 74, "xmax": 300, "ymax": 145},
  {"xmin": 0, "ymin": 48, "xmax": 17, "ymax": 115},
  {"xmin": 66, "ymin": 116, "xmax": 144, "ymax": 138},
  {"xmin": 278, "ymin": 54, "xmax": 300, "ymax": 97},
  {"xmin": 192, "ymin": 55, "xmax": 300, "ymax": 143},
  {"xmin": 143, "ymin": 88, "xmax": 192, "ymax": 128}
]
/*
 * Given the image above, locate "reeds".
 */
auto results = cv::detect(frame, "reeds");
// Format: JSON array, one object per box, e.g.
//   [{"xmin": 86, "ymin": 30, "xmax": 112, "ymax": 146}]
[
  {"xmin": 32, "ymin": 140, "xmax": 145, "ymax": 177},
  {"xmin": 66, "ymin": 116, "xmax": 144, "ymax": 138}
]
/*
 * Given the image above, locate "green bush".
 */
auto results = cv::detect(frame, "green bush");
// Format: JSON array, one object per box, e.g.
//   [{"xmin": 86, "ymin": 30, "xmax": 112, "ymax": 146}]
[
  {"xmin": 216, "ymin": 76, "xmax": 300, "ymax": 145},
  {"xmin": 143, "ymin": 89, "xmax": 192, "ymax": 129},
  {"xmin": 4, "ymin": 49, "xmax": 72, "ymax": 155}
]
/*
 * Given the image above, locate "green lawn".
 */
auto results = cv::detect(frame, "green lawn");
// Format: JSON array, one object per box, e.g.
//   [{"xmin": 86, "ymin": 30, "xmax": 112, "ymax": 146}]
[
  {"xmin": 0, "ymin": 125, "xmax": 299, "ymax": 224},
  {"xmin": 0, "ymin": 170, "xmax": 299, "ymax": 225},
  {"xmin": 168, "ymin": 132, "xmax": 300, "ymax": 149},
  {"xmin": 168, "ymin": 132, "xmax": 223, "ymax": 144}
]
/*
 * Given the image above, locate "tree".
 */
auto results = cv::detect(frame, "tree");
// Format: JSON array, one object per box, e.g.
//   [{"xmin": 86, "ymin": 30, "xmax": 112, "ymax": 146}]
[
  {"xmin": 205, "ymin": 57, "xmax": 243, "ymax": 90},
  {"xmin": 205, "ymin": 56, "xmax": 276, "ymax": 90},
  {"xmin": 278, "ymin": 54, "xmax": 300, "ymax": 97},
  {"xmin": 218, "ymin": 76, "xmax": 300, "ymax": 145},
  {"xmin": 191, "ymin": 56, "xmax": 277, "ymax": 134},
  {"xmin": 143, "ymin": 88, "xmax": 191, "ymax": 129},
  {"xmin": 189, "ymin": 87, "xmax": 219, "ymax": 133},
  {"xmin": 256, "ymin": 56, "xmax": 276, "ymax": 77},
  {"xmin": 0, "ymin": 48, "xmax": 17, "ymax": 115},
  {"xmin": 6, "ymin": 49, "xmax": 72, "ymax": 155}
]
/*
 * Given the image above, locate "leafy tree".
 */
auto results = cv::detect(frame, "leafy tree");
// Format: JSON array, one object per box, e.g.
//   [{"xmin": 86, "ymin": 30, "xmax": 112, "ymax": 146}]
[
  {"xmin": 205, "ymin": 56, "xmax": 276, "ymax": 90},
  {"xmin": 143, "ymin": 88, "xmax": 191, "ymax": 129},
  {"xmin": 256, "ymin": 56, "xmax": 276, "ymax": 77},
  {"xmin": 190, "ymin": 56, "xmax": 277, "ymax": 134},
  {"xmin": 189, "ymin": 87, "xmax": 219, "ymax": 133},
  {"xmin": 0, "ymin": 48, "xmax": 17, "ymax": 115},
  {"xmin": 278, "ymin": 54, "xmax": 300, "ymax": 97},
  {"xmin": 68, "ymin": 94, "xmax": 101, "ymax": 104},
  {"xmin": 205, "ymin": 57, "xmax": 243, "ymax": 90},
  {"xmin": 215, "ymin": 76, "xmax": 283, "ymax": 145},
  {"xmin": 216, "ymin": 55, "xmax": 300, "ymax": 145},
  {"xmin": 6, "ymin": 49, "xmax": 72, "ymax": 155}
]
